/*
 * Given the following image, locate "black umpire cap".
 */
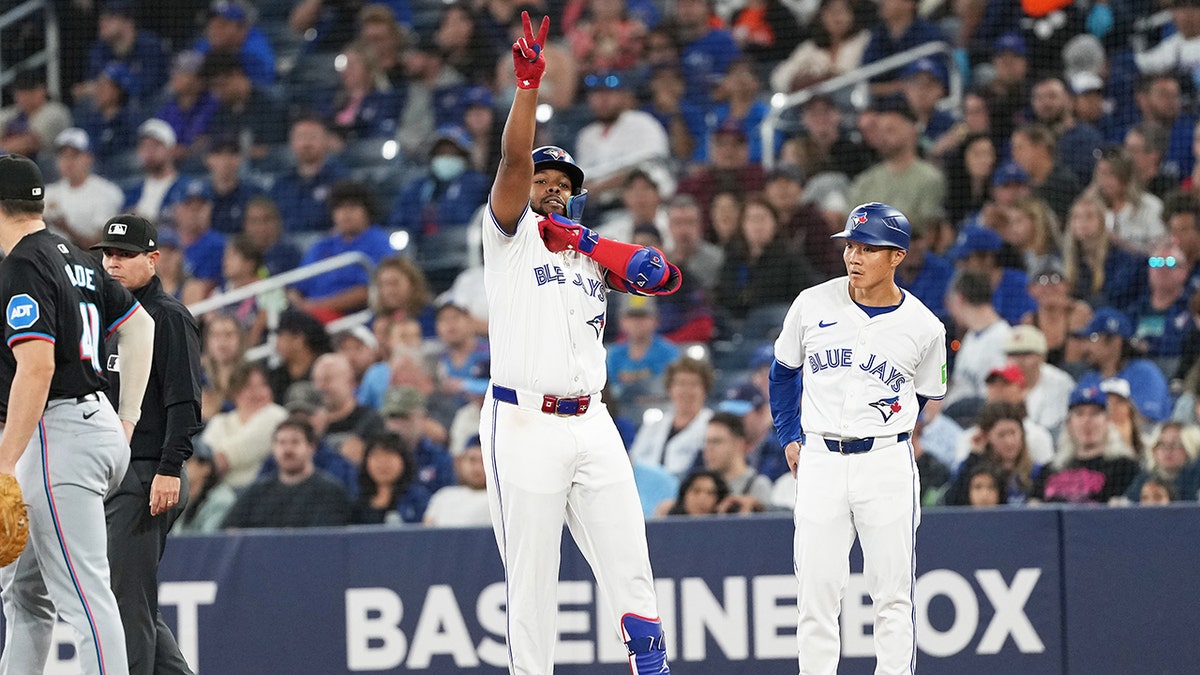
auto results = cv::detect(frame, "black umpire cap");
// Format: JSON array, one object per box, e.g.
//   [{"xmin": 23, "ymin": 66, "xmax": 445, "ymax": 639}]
[
  {"xmin": 91, "ymin": 214, "xmax": 160, "ymax": 253},
  {"xmin": 0, "ymin": 154, "xmax": 45, "ymax": 200}
]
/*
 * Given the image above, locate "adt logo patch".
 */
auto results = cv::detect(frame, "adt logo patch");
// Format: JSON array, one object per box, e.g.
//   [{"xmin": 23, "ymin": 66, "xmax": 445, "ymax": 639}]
[
  {"xmin": 869, "ymin": 396, "xmax": 903, "ymax": 422},
  {"xmin": 6, "ymin": 294, "xmax": 39, "ymax": 330}
]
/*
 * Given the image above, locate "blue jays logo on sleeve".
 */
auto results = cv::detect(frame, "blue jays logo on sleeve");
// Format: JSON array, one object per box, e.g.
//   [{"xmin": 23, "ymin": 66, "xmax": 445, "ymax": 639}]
[
  {"xmin": 587, "ymin": 313, "xmax": 605, "ymax": 338},
  {"xmin": 869, "ymin": 396, "xmax": 903, "ymax": 422},
  {"xmin": 6, "ymin": 294, "xmax": 39, "ymax": 330}
]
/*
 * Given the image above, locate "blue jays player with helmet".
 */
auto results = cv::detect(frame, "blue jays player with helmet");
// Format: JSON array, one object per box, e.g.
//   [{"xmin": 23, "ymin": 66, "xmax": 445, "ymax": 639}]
[
  {"xmin": 769, "ymin": 202, "xmax": 947, "ymax": 675},
  {"xmin": 481, "ymin": 12, "xmax": 679, "ymax": 675}
]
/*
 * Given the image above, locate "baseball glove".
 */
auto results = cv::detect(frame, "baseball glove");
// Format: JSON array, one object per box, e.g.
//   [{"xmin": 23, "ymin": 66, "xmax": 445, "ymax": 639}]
[{"xmin": 0, "ymin": 474, "xmax": 29, "ymax": 568}]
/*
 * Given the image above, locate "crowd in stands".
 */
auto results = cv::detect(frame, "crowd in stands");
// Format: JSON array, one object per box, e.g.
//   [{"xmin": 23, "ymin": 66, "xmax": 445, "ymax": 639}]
[{"xmin": 6, "ymin": 0, "xmax": 1200, "ymax": 529}]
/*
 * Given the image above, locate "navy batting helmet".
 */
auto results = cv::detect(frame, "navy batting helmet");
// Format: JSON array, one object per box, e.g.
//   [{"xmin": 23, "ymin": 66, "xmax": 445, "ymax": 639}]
[
  {"xmin": 831, "ymin": 202, "xmax": 911, "ymax": 251},
  {"xmin": 532, "ymin": 146, "xmax": 585, "ymax": 195}
]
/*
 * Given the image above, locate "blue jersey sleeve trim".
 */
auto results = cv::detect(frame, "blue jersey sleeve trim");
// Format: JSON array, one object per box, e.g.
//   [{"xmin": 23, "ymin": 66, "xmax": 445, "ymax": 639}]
[
  {"xmin": 105, "ymin": 301, "xmax": 141, "ymax": 337},
  {"xmin": 7, "ymin": 332, "xmax": 55, "ymax": 347},
  {"xmin": 486, "ymin": 198, "xmax": 530, "ymax": 238},
  {"xmin": 768, "ymin": 358, "xmax": 804, "ymax": 448}
]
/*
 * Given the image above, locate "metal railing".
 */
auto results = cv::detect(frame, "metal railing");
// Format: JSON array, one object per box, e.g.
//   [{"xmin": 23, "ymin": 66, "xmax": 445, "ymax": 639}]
[
  {"xmin": 0, "ymin": 0, "xmax": 61, "ymax": 99},
  {"xmin": 187, "ymin": 251, "xmax": 377, "ymax": 364},
  {"xmin": 761, "ymin": 41, "xmax": 962, "ymax": 170}
]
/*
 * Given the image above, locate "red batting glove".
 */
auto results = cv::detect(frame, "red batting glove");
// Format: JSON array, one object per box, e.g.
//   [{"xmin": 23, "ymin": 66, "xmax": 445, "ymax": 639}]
[
  {"xmin": 537, "ymin": 214, "xmax": 591, "ymax": 253},
  {"xmin": 512, "ymin": 12, "xmax": 550, "ymax": 90}
]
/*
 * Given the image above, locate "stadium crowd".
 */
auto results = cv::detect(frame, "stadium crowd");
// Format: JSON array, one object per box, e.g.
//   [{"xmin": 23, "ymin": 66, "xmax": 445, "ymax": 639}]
[{"xmin": 4, "ymin": 0, "xmax": 1200, "ymax": 528}]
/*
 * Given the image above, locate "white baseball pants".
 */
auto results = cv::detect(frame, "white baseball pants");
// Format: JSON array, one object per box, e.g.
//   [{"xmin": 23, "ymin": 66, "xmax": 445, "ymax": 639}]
[
  {"xmin": 481, "ymin": 388, "xmax": 663, "ymax": 675},
  {"xmin": 792, "ymin": 438, "xmax": 919, "ymax": 675}
]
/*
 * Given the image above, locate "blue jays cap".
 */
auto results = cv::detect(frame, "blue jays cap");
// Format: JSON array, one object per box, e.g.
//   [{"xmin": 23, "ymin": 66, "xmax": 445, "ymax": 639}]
[
  {"xmin": 180, "ymin": 178, "xmax": 214, "ymax": 202},
  {"xmin": 1068, "ymin": 385, "xmax": 1107, "ymax": 410},
  {"xmin": 101, "ymin": 0, "xmax": 135, "ymax": 17},
  {"xmin": 101, "ymin": 61, "xmax": 137, "ymax": 94},
  {"xmin": 994, "ymin": 32, "xmax": 1027, "ymax": 58},
  {"xmin": 948, "ymin": 226, "xmax": 1003, "ymax": 261},
  {"xmin": 0, "ymin": 154, "xmax": 44, "ymax": 200},
  {"xmin": 429, "ymin": 124, "xmax": 472, "ymax": 156},
  {"xmin": 209, "ymin": 0, "xmax": 249, "ymax": 22},
  {"xmin": 992, "ymin": 161, "xmax": 1029, "ymax": 186},
  {"xmin": 462, "ymin": 85, "xmax": 493, "ymax": 109},
  {"xmin": 1074, "ymin": 307, "xmax": 1134, "ymax": 341},
  {"xmin": 904, "ymin": 58, "xmax": 948, "ymax": 88},
  {"xmin": 717, "ymin": 382, "xmax": 767, "ymax": 416}
]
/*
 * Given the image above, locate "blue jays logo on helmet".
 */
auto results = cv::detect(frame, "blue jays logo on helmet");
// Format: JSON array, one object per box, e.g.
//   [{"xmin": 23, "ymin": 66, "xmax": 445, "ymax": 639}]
[
  {"xmin": 531, "ymin": 145, "xmax": 586, "ymax": 196},
  {"xmin": 544, "ymin": 147, "xmax": 568, "ymax": 161},
  {"xmin": 869, "ymin": 396, "xmax": 903, "ymax": 422},
  {"xmin": 831, "ymin": 202, "xmax": 911, "ymax": 251}
]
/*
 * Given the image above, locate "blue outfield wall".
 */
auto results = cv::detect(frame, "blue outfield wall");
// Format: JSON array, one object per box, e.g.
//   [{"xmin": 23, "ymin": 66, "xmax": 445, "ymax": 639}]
[{"xmin": 5, "ymin": 506, "xmax": 1199, "ymax": 674}]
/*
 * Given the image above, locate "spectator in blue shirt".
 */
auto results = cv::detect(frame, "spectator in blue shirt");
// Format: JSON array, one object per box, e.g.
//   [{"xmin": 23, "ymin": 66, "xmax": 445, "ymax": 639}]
[
  {"xmin": 697, "ymin": 57, "xmax": 777, "ymax": 164},
  {"xmin": 75, "ymin": 61, "xmax": 140, "ymax": 163},
  {"xmin": 1030, "ymin": 76, "xmax": 1104, "ymax": 186},
  {"xmin": 241, "ymin": 195, "xmax": 302, "ymax": 275},
  {"xmin": 1062, "ymin": 192, "xmax": 1146, "ymax": 312},
  {"xmin": 153, "ymin": 50, "xmax": 219, "ymax": 153},
  {"xmin": 202, "ymin": 133, "xmax": 263, "ymax": 234},
  {"xmin": 902, "ymin": 58, "xmax": 956, "ymax": 156},
  {"xmin": 288, "ymin": 180, "xmax": 396, "ymax": 320},
  {"xmin": 389, "ymin": 125, "xmax": 489, "ymax": 235},
  {"xmin": 268, "ymin": 114, "xmax": 350, "ymax": 234},
  {"xmin": 861, "ymin": 0, "xmax": 946, "ymax": 97},
  {"xmin": 608, "ymin": 299, "xmax": 680, "ymax": 410},
  {"xmin": 81, "ymin": 0, "xmax": 169, "ymax": 109},
  {"xmin": 322, "ymin": 40, "xmax": 402, "ymax": 141},
  {"xmin": 193, "ymin": 0, "xmax": 277, "ymax": 87},
  {"xmin": 200, "ymin": 52, "xmax": 287, "ymax": 158},
  {"xmin": 672, "ymin": 0, "xmax": 741, "ymax": 106},
  {"xmin": 1129, "ymin": 240, "xmax": 1194, "ymax": 376},
  {"xmin": 1134, "ymin": 73, "xmax": 1195, "ymax": 183},
  {"xmin": 1074, "ymin": 308, "xmax": 1172, "ymax": 423},
  {"xmin": 897, "ymin": 217, "xmax": 954, "ymax": 322},
  {"xmin": 947, "ymin": 225, "xmax": 1037, "ymax": 325},
  {"xmin": 171, "ymin": 177, "xmax": 228, "ymax": 300},
  {"xmin": 380, "ymin": 386, "xmax": 456, "ymax": 494}
]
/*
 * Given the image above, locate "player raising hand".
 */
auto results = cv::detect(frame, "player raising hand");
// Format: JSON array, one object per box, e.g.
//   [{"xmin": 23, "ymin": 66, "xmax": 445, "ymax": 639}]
[{"xmin": 481, "ymin": 11, "xmax": 675, "ymax": 674}]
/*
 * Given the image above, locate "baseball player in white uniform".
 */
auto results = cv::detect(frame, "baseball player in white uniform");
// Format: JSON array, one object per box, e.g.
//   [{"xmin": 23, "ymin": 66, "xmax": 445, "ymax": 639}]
[
  {"xmin": 769, "ymin": 202, "xmax": 947, "ymax": 675},
  {"xmin": 480, "ymin": 13, "xmax": 680, "ymax": 675}
]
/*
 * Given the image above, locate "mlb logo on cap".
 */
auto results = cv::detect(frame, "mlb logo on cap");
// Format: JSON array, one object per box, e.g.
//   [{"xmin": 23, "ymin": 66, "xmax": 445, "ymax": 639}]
[{"xmin": 108, "ymin": 222, "xmax": 128, "ymax": 235}]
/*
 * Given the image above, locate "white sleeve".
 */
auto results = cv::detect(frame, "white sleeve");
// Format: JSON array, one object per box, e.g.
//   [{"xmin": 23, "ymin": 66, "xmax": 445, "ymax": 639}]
[
  {"xmin": 772, "ymin": 293, "xmax": 807, "ymax": 370},
  {"xmin": 1134, "ymin": 37, "xmax": 1178, "ymax": 74},
  {"xmin": 915, "ymin": 323, "xmax": 948, "ymax": 399}
]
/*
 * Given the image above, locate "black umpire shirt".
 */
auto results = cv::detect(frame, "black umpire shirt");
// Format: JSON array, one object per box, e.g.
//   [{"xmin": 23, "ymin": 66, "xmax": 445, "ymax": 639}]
[
  {"xmin": 104, "ymin": 274, "xmax": 203, "ymax": 478},
  {"xmin": 0, "ymin": 230, "xmax": 138, "ymax": 420}
]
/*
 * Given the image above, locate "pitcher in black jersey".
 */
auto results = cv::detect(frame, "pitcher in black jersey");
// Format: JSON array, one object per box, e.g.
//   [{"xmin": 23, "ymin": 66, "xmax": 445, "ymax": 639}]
[{"xmin": 0, "ymin": 154, "xmax": 156, "ymax": 675}]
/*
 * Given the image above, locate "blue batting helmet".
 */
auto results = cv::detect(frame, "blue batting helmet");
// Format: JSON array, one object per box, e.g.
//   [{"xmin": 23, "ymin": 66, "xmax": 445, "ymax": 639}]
[
  {"xmin": 532, "ymin": 146, "xmax": 585, "ymax": 195},
  {"xmin": 831, "ymin": 202, "xmax": 911, "ymax": 251}
]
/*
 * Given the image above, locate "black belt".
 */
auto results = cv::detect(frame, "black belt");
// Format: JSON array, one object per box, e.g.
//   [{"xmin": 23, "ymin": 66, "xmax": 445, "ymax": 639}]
[
  {"xmin": 50, "ymin": 392, "xmax": 99, "ymax": 405},
  {"xmin": 802, "ymin": 432, "xmax": 911, "ymax": 455}
]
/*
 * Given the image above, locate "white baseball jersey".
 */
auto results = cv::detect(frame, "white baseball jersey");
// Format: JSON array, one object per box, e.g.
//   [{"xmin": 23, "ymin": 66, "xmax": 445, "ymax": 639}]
[
  {"xmin": 483, "ymin": 202, "xmax": 609, "ymax": 396},
  {"xmin": 774, "ymin": 277, "xmax": 947, "ymax": 439}
]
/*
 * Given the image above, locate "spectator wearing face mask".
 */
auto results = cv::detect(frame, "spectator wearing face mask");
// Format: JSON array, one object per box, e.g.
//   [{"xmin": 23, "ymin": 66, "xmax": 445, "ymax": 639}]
[{"xmin": 388, "ymin": 125, "xmax": 490, "ymax": 236}]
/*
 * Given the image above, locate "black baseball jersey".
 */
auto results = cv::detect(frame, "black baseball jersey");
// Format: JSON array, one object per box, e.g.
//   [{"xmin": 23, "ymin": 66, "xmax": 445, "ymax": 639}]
[
  {"xmin": 104, "ymin": 274, "xmax": 203, "ymax": 476},
  {"xmin": 0, "ymin": 230, "xmax": 139, "ymax": 417}
]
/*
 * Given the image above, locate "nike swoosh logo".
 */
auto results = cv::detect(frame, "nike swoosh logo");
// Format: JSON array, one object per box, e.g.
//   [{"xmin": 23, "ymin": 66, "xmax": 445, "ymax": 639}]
[
  {"xmin": 83, "ymin": 410, "xmax": 98, "ymax": 420},
  {"xmin": 818, "ymin": 320, "xmax": 838, "ymax": 328}
]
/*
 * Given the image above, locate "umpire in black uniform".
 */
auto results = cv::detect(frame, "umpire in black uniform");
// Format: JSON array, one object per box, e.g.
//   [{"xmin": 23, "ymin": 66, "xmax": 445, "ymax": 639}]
[{"xmin": 94, "ymin": 215, "xmax": 203, "ymax": 675}]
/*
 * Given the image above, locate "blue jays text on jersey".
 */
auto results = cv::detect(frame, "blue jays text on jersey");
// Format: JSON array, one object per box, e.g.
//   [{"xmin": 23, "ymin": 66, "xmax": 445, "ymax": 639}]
[
  {"xmin": 807, "ymin": 348, "xmax": 908, "ymax": 392},
  {"xmin": 533, "ymin": 262, "xmax": 608, "ymax": 301}
]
